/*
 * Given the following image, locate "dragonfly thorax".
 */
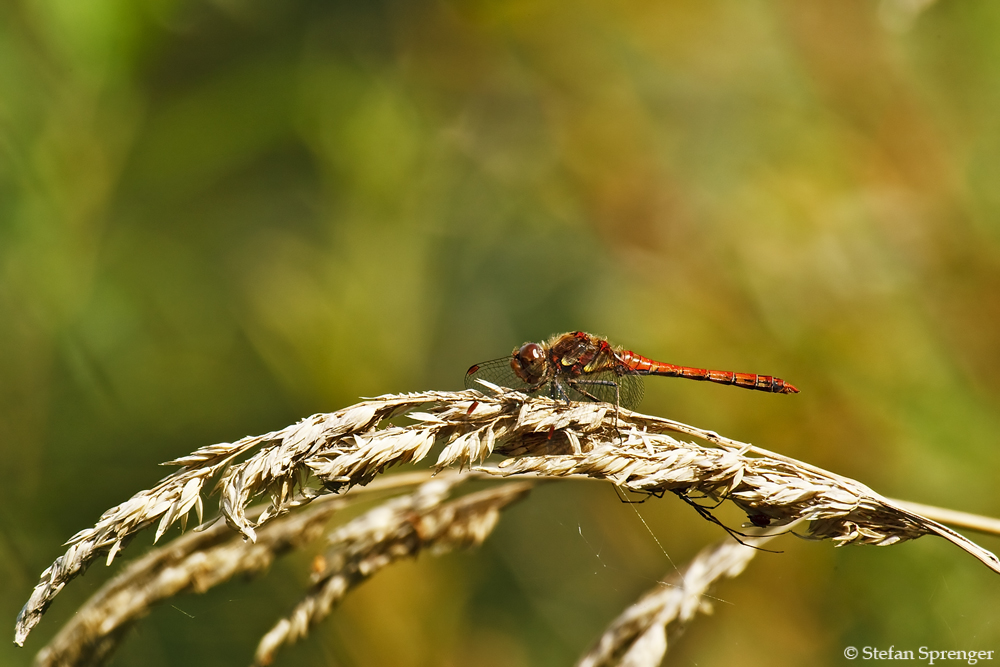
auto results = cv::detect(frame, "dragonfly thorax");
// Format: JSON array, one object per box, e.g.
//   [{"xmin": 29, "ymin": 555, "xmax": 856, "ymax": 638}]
[{"xmin": 510, "ymin": 342, "xmax": 549, "ymax": 385}]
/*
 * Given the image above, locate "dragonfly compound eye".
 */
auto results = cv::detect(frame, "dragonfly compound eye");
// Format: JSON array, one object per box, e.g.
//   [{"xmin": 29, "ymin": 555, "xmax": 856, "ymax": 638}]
[{"xmin": 511, "ymin": 342, "xmax": 546, "ymax": 384}]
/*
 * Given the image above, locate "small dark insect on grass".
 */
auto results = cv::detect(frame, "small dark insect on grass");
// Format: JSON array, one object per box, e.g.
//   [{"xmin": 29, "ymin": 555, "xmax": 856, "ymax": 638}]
[{"xmin": 671, "ymin": 489, "xmax": 786, "ymax": 553}]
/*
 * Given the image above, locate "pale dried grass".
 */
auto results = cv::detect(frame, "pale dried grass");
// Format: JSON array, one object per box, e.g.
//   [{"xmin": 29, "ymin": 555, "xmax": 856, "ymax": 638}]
[
  {"xmin": 576, "ymin": 525, "xmax": 798, "ymax": 667},
  {"xmin": 30, "ymin": 470, "xmax": 529, "ymax": 667},
  {"xmin": 253, "ymin": 475, "xmax": 531, "ymax": 666},
  {"xmin": 15, "ymin": 384, "xmax": 1000, "ymax": 666}
]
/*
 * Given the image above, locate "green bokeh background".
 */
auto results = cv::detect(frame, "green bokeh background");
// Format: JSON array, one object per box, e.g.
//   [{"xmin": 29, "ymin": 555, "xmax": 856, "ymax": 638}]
[{"xmin": 3, "ymin": 0, "xmax": 1000, "ymax": 665}]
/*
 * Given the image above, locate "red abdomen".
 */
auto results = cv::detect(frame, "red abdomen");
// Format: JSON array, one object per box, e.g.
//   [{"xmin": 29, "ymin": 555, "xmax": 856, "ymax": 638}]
[{"xmin": 618, "ymin": 349, "xmax": 798, "ymax": 394}]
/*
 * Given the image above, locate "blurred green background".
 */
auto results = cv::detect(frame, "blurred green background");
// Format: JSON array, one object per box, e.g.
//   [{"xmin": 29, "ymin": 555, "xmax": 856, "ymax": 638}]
[{"xmin": 3, "ymin": 0, "xmax": 1000, "ymax": 664}]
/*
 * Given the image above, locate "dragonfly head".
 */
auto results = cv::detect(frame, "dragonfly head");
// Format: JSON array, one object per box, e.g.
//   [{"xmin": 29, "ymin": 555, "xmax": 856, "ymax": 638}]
[{"xmin": 511, "ymin": 342, "xmax": 547, "ymax": 385}]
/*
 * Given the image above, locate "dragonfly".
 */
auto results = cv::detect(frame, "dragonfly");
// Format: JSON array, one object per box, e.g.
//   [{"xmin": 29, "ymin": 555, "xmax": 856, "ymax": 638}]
[{"xmin": 465, "ymin": 331, "xmax": 798, "ymax": 410}]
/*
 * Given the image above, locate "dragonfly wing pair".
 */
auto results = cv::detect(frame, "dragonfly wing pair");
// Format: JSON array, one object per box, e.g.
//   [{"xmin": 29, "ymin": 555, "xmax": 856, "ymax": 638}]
[{"xmin": 464, "ymin": 358, "xmax": 645, "ymax": 410}]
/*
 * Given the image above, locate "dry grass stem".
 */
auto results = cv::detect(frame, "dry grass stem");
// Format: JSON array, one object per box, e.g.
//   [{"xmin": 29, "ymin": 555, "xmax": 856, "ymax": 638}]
[
  {"xmin": 16, "ymin": 386, "xmax": 1000, "ymax": 652},
  {"xmin": 29, "ymin": 471, "xmax": 437, "ymax": 666},
  {"xmin": 16, "ymin": 391, "xmax": 452, "ymax": 646},
  {"xmin": 576, "ymin": 526, "xmax": 797, "ymax": 667},
  {"xmin": 30, "ymin": 471, "xmax": 529, "ymax": 667},
  {"xmin": 468, "ymin": 389, "xmax": 1000, "ymax": 573},
  {"xmin": 887, "ymin": 498, "xmax": 1000, "ymax": 537},
  {"xmin": 252, "ymin": 477, "xmax": 532, "ymax": 666},
  {"xmin": 32, "ymin": 494, "xmax": 347, "ymax": 667}
]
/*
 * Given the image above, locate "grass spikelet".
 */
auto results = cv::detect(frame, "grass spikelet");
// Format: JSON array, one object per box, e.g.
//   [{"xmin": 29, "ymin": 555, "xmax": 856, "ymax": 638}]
[
  {"xmin": 32, "ymin": 495, "xmax": 348, "ymax": 667},
  {"xmin": 252, "ymin": 477, "xmax": 532, "ymax": 666},
  {"xmin": 28, "ymin": 471, "xmax": 529, "ymax": 667},
  {"xmin": 577, "ymin": 528, "xmax": 792, "ymax": 667}
]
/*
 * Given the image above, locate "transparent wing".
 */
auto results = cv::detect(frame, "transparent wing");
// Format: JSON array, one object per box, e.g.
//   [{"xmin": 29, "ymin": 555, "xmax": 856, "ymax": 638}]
[
  {"xmin": 564, "ymin": 370, "xmax": 644, "ymax": 410},
  {"xmin": 464, "ymin": 357, "xmax": 530, "ymax": 392},
  {"xmin": 466, "ymin": 359, "xmax": 646, "ymax": 410}
]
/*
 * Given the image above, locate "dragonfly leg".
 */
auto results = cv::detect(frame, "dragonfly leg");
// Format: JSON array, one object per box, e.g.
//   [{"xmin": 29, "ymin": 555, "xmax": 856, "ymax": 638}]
[
  {"xmin": 566, "ymin": 378, "xmax": 620, "ymax": 403},
  {"xmin": 612, "ymin": 485, "xmax": 665, "ymax": 504},
  {"xmin": 513, "ymin": 380, "xmax": 551, "ymax": 399},
  {"xmin": 551, "ymin": 380, "xmax": 571, "ymax": 403}
]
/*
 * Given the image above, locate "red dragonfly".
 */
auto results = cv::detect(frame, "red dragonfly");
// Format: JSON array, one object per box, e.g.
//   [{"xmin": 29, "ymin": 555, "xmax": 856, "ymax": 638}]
[{"xmin": 465, "ymin": 331, "xmax": 797, "ymax": 410}]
